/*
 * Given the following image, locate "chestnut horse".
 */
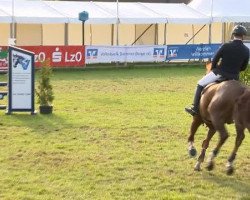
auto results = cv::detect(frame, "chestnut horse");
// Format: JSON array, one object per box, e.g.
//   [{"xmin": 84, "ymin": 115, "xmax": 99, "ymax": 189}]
[{"xmin": 187, "ymin": 63, "xmax": 250, "ymax": 175}]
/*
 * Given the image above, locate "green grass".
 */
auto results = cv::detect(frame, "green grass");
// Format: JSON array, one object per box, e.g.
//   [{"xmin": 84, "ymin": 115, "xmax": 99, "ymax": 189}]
[{"xmin": 0, "ymin": 65, "xmax": 249, "ymax": 200}]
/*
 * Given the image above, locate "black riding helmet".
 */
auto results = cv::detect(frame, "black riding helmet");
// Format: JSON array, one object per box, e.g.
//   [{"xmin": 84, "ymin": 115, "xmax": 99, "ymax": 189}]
[{"xmin": 232, "ymin": 25, "xmax": 247, "ymax": 36}]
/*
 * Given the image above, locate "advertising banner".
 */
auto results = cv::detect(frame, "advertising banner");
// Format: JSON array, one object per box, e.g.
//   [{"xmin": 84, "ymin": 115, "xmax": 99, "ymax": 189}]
[
  {"xmin": 23, "ymin": 46, "xmax": 85, "ymax": 67},
  {"xmin": 166, "ymin": 44, "xmax": 221, "ymax": 60},
  {"xmin": 0, "ymin": 46, "xmax": 8, "ymax": 71},
  {"xmin": 8, "ymin": 46, "xmax": 35, "ymax": 114},
  {"xmin": 0, "ymin": 46, "xmax": 85, "ymax": 69},
  {"xmin": 85, "ymin": 45, "xmax": 167, "ymax": 64}
]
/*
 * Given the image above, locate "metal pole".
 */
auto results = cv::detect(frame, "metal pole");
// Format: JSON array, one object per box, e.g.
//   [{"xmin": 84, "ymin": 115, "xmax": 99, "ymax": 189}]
[
  {"xmin": 222, "ymin": 22, "xmax": 225, "ymax": 43},
  {"xmin": 116, "ymin": 0, "xmax": 119, "ymax": 46},
  {"xmin": 41, "ymin": 24, "xmax": 43, "ymax": 45},
  {"xmin": 132, "ymin": 24, "xmax": 153, "ymax": 45},
  {"xmin": 209, "ymin": 0, "xmax": 213, "ymax": 44},
  {"xmin": 185, "ymin": 25, "xmax": 206, "ymax": 45},
  {"xmin": 11, "ymin": 0, "xmax": 14, "ymax": 38},
  {"xmin": 164, "ymin": 23, "xmax": 167, "ymax": 45},
  {"xmin": 192, "ymin": 24, "xmax": 194, "ymax": 44},
  {"xmin": 64, "ymin": 23, "xmax": 68, "ymax": 46},
  {"xmin": 209, "ymin": 24, "xmax": 212, "ymax": 44},
  {"xmin": 90, "ymin": 24, "xmax": 92, "ymax": 45},
  {"xmin": 155, "ymin": 24, "xmax": 158, "ymax": 45},
  {"xmin": 82, "ymin": 22, "xmax": 85, "ymax": 46},
  {"xmin": 111, "ymin": 24, "xmax": 114, "ymax": 45}
]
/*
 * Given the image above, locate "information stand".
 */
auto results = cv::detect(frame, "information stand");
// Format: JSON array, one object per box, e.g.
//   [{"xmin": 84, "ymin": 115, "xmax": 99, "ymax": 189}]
[{"xmin": 8, "ymin": 46, "xmax": 35, "ymax": 114}]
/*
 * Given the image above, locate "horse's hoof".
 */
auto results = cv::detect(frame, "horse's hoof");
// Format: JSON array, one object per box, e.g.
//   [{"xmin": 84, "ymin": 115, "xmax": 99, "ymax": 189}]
[
  {"xmin": 206, "ymin": 161, "xmax": 214, "ymax": 171},
  {"xmin": 226, "ymin": 166, "xmax": 234, "ymax": 175},
  {"xmin": 194, "ymin": 162, "xmax": 201, "ymax": 171},
  {"xmin": 189, "ymin": 147, "xmax": 197, "ymax": 157}
]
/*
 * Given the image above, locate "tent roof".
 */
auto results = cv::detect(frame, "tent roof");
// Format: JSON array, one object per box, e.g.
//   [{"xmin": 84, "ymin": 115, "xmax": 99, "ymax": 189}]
[
  {"xmin": 0, "ymin": 0, "xmax": 68, "ymax": 23},
  {"xmin": 0, "ymin": 0, "xmax": 210, "ymax": 24},
  {"xmin": 44, "ymin": 1, "xmax": 117, "ymax": 24},
  {"xmin": 189, "ymin": 0, "xmax": 250, "ymax": 22},
  {"xmin": 93, "ymin": 2, "xmax": 167, "ymax": 24},
  {"xmin": 142, "ymin": 3, "xmax": 210, "ymax": 24},
  {"xmin": 0, "ymin": 8, "xmax": 11, "ymax": 23}
]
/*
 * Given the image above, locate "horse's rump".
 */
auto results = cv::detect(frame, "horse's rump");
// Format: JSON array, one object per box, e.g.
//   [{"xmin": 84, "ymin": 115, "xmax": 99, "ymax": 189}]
[
  {"xmin": 200, "ymin": 80, "xmax": 246, "ymax": 124},
  {"xmin": 234, "ymin": 89, "xmax": 250, "ymax": 131},
  {"xmin": 199, "ymin": 83, "xmax": 220, "ymax": 122}
]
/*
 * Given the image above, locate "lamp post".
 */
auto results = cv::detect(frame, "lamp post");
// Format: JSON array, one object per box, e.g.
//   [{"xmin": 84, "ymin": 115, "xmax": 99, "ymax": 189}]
[{"xmin": 78, "ymin": 11, "xmax": 89, "ymax": 46}]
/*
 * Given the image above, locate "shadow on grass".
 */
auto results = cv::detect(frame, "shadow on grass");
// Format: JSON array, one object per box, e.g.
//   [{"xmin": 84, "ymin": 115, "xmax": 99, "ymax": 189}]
[
  {"xmin": 6, "ymin": 112, "xmax": 73, "ymax": 135},
  {"xmin": 203, "ymin": 173, "xmax": 250, "ymax": 196}
]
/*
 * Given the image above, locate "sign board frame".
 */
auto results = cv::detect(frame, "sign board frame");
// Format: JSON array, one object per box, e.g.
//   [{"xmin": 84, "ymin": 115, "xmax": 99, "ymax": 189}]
[{"xmin": 8, "ymin": 46, "xmax": 35, "ymax": 114}]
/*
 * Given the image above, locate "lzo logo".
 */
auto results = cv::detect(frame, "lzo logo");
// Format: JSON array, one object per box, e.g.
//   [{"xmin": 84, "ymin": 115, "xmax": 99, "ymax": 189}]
[
  {"xmin": 153, "ymin": 48, "xmax": 165, "ymax": 58},
  {"xmin": 167, "ymin": 48, "xmax": 179, "ymax": 58},
  {"xmin": 86, "ymin": 49, "xmax": 98, "ymax": 59},
  {"xmin": 13, "ymin": 54, "xmax": 30, "ymax": 70},
  {"xmin": 52, "ymin": 47, "xmax": 62, "ymax": 62}
]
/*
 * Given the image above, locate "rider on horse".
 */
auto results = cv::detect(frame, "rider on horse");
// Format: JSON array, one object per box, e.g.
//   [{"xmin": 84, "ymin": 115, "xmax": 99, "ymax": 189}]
[{"xmin": 185, "ymin": 25, "xmax": 250, "ymax": 116}]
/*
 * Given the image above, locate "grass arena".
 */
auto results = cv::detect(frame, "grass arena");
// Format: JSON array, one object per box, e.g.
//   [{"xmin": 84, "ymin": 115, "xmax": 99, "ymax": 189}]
[{"xmin": 0, "ymin": 65, "xmax": 249, "ymax": 199}]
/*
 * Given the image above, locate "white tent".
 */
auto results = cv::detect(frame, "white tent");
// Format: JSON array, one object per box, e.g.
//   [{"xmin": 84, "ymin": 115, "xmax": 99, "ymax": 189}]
[
  {"xmin": 0, "ymin": 8, "xmax": 11, "ymax": 23},
  {"xmin": 0, "ymin": 0, "xmax": 68, "ymax": 23},
  {"xmin": 142, "ymin": 3, "xmax": 210, "ymax": 24},
  {"xmin": 44, "ymin": 1, "xmax": 117, "ymax": 24},
  {"xmin": 47, "ymin": 1, "xmax": 210, "ymax": 24},
  {"xmin": 0, "ymin": 0, "xmax": 210, "ymax": 24},
  {"xmin": 93, "ymin": 2, "xmax": 167, "ymax": 24},
  {"xmin": 189, "ymin": 0, "xmax": 250, "ymax": 22}
]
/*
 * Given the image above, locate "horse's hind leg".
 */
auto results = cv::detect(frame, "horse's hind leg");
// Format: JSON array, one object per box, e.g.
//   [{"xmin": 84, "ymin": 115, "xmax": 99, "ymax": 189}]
[
  {"xmin": 194, "ymin": 125, "xmax": 216, "ymax": 171},
  {"xmin": 226, "ymin": 125, "xmax": 245, "ymax": 175},
  {"xmin": 206, "ymin": 122, "xmax": 229, "ymax": 171},
  {"xmin": 188, "ymin": 116, "xmax": 203, "ymax": 157}
]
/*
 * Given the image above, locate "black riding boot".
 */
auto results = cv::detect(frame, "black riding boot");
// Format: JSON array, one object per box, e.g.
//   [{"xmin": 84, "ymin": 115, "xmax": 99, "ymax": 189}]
[{"xmin": 185, "ymin": 85, "xmax": 204, "ymax": 116}]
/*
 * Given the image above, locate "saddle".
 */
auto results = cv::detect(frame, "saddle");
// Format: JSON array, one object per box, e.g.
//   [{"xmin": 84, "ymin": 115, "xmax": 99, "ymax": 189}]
[{"xmin": 201, "ymin": 77, "xmax": 229, "ymax": 95}]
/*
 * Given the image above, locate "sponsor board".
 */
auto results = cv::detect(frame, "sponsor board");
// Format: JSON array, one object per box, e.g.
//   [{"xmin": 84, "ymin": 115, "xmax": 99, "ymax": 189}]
[
  {"xmin": 8, "ymin": 46, "xmax": 35, "ymax": 114},
  {"xmin": 0, "ymin": 46, "xmax": 85, "ymax": 68},
  {"xmin": 85, "ymin": 46, "xmax": 167, "ymax": 64},
  {"xmin": 166, "ymin": 44, "xmax": 221, "ymax": 60},
  {"xmin": 0, "ymin": 46, "xmax": 8, "ymax": 71},
  {"xmin": 23, "ymin": 46, "xmax": 85, "ymax": 67}
]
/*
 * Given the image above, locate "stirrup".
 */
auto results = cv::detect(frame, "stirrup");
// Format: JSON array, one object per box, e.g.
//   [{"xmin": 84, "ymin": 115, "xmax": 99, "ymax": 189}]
[{"xmin": 185, "ymin": 106, "xmax": 198, "ymax": 116}]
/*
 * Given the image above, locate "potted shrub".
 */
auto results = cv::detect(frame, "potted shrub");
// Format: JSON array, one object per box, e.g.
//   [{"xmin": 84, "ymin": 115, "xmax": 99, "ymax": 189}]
[{"xmin": 36, "ymin": 59, "xmax": 54, "ymax": 114}]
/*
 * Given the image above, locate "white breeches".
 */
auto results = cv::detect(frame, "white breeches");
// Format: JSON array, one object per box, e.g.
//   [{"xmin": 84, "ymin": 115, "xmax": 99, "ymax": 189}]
[{"xmin": 198, "ymin": 71, "xmax": 222, "ymax": 87}]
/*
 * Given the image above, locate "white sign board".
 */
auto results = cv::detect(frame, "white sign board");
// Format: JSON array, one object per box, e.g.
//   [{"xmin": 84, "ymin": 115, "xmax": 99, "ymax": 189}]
[
  {"xmin": 85, "ymin": 45, "xmax": 167, "ymax": 64},
  {"xmin": 8, "ymin": 46, "xmax": 35, "ymax": 114}
]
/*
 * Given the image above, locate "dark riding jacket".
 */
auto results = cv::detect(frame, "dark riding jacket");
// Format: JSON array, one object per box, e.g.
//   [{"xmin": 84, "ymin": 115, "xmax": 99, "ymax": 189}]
[{"xmin": 211, "ymin": 39, "xmax": 249, "ymax": 80}]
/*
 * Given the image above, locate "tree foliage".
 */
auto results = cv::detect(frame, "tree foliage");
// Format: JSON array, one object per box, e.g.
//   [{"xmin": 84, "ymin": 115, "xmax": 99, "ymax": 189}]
[{"xmin": 240, "ymin": 65, "xmax": 250, "ymax": 86}]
